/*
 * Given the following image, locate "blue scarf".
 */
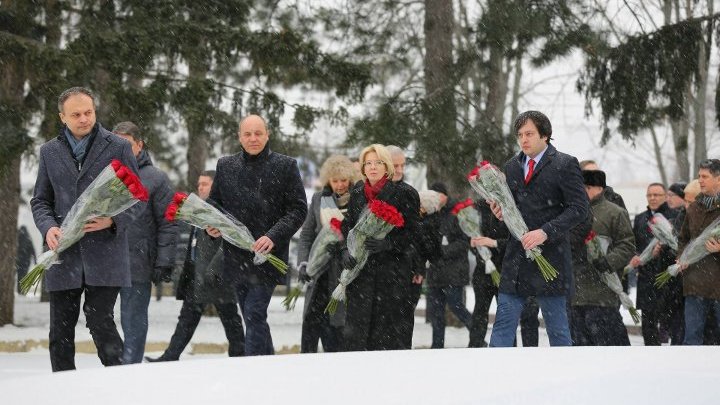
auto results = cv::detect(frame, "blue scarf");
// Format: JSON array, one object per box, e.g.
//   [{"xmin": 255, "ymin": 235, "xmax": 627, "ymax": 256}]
[{"xmin": 64, "ymin": 128, "xmax": 91, "ymax": 163}]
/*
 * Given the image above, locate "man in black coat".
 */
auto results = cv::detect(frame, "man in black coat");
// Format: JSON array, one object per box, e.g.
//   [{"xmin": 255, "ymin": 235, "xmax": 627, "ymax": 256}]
[
  {"xmin": 113, "ymin": 121, "xmax": 178, "ymax": 364},
  {"xmin": 31, "ymin": 87, "xmax": 144, "ymax": 371},
  {"xmin": 15, "ymin": 225, "xmax": 36, "ymax": 293},
  {"xmin": 630, "ymin": 182, "xmax": 677, "ymax": 345},
  {"xmin": 208, "ymin": 115, "xmax": 307, "ymax": 356},
  {"xmin": 488, "ymin": 111, "xmax": 589, "ymax": 347}
]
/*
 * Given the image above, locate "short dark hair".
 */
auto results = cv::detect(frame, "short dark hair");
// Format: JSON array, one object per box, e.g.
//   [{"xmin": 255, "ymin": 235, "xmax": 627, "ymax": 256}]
[
  {"xmin": 647, "ymin": 182, "xmax": 666, "ymax": 191},
  {"xmin": 200, "ymin": 170, "xmax": 216, "ymax": 180},
  {"xmin": 513, "ymin": 110, "xmax": 553, "ymax": 144},
  {"xmin": 112, "ymin": 121, "xmax": 142, "ymax": 142},
  {"xmin": 698, "ymin": 159, "xmax": 720, "ymax": 177},
  {"xmin": 58, "ymin": 87, "xmax": 97, "ymax": 113}
]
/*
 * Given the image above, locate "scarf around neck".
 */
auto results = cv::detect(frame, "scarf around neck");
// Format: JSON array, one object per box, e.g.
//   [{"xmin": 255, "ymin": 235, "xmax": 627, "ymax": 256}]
[
  {"xmin": 364, "ymin": 176, "xmax": 388, "ymax": 202},
  {"xmin": 64, "ymin": 127, "xmax": 92, "ymax": 163}
]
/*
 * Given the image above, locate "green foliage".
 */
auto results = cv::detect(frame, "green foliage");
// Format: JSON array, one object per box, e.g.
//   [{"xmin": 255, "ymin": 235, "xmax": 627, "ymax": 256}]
[{"xmin": 578, "ymin": 20, "xmax": 705, "ymax": 143}]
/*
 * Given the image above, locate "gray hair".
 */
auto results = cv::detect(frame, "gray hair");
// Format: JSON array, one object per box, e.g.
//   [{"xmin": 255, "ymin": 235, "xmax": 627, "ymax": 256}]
[
  {"xmin": 112, "ymin": 121, "xmax": 142, "ymax": 142},
  {"xmin": 385, "ymin": 145, "xmax": 405, "ymax": 158},
  {"xmin": 58, "ymin": 87, "xmax": 97, "ymax": 113}
]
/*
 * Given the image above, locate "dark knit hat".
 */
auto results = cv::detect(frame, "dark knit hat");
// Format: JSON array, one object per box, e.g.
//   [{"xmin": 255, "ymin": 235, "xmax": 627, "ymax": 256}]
[
  {"xmin": 429, "ymin": 182, "xmax": 448, "ymax": 196},
  {"xmin": 668, "ymin": 182, "xmax": 687, "ymax": 199},
  {"xmin": 582, "ymin": 170, "xmax": 606, "ymax": 188}
]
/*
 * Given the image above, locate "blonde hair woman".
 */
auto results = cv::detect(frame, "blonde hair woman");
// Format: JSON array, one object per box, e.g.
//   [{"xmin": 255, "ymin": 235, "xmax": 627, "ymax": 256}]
[
  {"xmin": 339, "ymin": 144, "xmax": 420, "ymax": 351},
  {"xmin": 296, "ymin": 155, "xmax": 358, "ymax": 352}
]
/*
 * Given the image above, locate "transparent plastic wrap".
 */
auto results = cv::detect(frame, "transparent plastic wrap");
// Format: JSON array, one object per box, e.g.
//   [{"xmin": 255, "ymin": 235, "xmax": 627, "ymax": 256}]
[
  {"xmin": 451, "ymin": 199, "xmax": 499, "ymax": 286},
  {"xmin": 20, "ymin": 161, "xmax": 148, "ymax": 294},
  {"xmin": 325, "ymin": 200, "xmax": 404, "ymax": 314},
  {"xmin": 467, "ymin": 163, "xmax": 558, "ymax": 282},
  {"xmin": 648, "ymin": 213, "xmax": 678, "ymax": 251},
  {"xmin": 166, "ymin": 192, "xmax": 288, "ymax": 273},
  {"xmin": 656, "ymin": 215, "xmax": 720, "ymax": 287}
]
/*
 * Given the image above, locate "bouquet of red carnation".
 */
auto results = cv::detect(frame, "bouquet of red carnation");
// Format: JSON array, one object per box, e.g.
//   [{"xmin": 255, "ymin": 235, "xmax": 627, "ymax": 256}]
[
  {"xmin": 165, "ymin": 192, "xmax": 288, "ymax": 274},
  {"xmin": 451, "ymin": 198, "xmax": 500, "ymax": 287},
  {"xmin": 648, "ymin": 213, "xmax": 678, "ymax": 251},
  {"xmin": 585, "ymin": 231, "xmax": 640, "ymax": 324},
  {"xmin": 20, "ymin": 160, "xmax": 148, "ymax": 294},
  {"xmin": 325, "ymin": 200, "xmax": 405, "ymax": 314},
  {"xmin": 467, "ymin": 162, "xmax": 558, "ymax": 282},
  {"xmin": 283, "ymin": 218, "xmax": 344, "ymax": 310}
]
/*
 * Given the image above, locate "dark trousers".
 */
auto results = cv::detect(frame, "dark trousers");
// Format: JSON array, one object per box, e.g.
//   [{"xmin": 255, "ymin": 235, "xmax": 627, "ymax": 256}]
[
  {"xmin": 395, "ymin": 281, "xmax": 422, "ymax": 350},
  {"xmin": 301, "ymin": 273, "xmax": 342, "ymax": 353},
  {"xmin": 49, "ymin": 285, "xmax": 123, "ymax": 372},
  {"xmin": 427, "ymin": 286, "xmax": 472, "ymax": 348},
  {"xmin": 343, "ymin": 265, "xmax": 406, "ymax": 351},
  {"xmin": 163, "ymin": 301, "xmax": 245, "ymax": 359},
  {"xmin": 236, "ymin": 283, "xmax": 275, "ymax": 356},
  {"xmin": 641, "ymin": 307, "xmax": 661, "ymax": 346},
  {"xmin": 571, "ymin": 305, "xmax": 630, "ymax": 346},
  {"xmin": 469, "ymin": 272, "xmax": 496, "ymax": 347}
]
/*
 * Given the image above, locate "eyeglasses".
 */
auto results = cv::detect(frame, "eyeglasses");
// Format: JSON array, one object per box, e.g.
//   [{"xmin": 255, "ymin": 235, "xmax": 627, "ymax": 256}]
[
  {"xmin": 364, "ymin": 160, "xmax": 385, "ymax": 168},
  {"xmin": 646, "ymin": 194, "xmax": 666, "ymax": 198}
]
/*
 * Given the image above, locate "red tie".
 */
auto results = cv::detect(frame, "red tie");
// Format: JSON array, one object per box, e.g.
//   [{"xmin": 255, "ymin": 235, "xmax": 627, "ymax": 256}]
[{"xmin": 525, "ymin": 159, "xmax": 535, "ymax": 185}]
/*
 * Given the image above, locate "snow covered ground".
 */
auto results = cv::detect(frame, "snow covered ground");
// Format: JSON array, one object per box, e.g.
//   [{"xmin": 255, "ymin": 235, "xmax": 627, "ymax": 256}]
[{"xmin": 3, "ymin": 289, "xmax": 703, "ymax": 404}]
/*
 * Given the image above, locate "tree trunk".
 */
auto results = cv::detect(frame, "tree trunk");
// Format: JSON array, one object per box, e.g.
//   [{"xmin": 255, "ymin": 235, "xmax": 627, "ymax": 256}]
[
  {"xmin": 423, "ymin": 0, "xmax": 464, "ymax": 195},
  {"xmin": 649, "ymin": 127, "xmax": 669, "ymax": 186},
  {"xmin": 185, "ymin": 38, "xmax": 211, "ymax": 188},
  {"xmin": 37, "ymin": 0, "xmax": 62, "ymax": 141},
  {"xmin": 693, "ymin": 2, "xmax": 713, "ymax": 168},
  {"xmin": 509, "ymin": 54, "xmax": 523, "ymax": 134}
]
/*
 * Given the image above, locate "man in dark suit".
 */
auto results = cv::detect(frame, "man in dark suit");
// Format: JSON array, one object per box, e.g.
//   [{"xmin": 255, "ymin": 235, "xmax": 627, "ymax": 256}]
[
  {"xmin": 488, "ymin": 111, "xmax": 589, "ymax": 347},
  {"xmin": 208, "ymin": 114, "xmax": 307, "ymax": 356},
  {"xmin": 31, "ymin": 87, "xmax": 144, "ymax": 371}
]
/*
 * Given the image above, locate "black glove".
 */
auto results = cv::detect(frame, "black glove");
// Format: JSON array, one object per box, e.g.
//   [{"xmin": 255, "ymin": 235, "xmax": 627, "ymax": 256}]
[
  {"xmin": 592, "ymin": 256, "xmax": 613, "ymax": 273},
  {"xmin": 341, "ymin": 248, "xmax": 357, "ymax": 269},
  {"xmin": 152, "ymin": 266, "xmax": 174, "ymax": 285},
  {"xmin": 298, "ymin": 262, "xmax": 312, "ymax": 283},
  {"xmin": 326, "ymin": 242, "xmax": 343, "ymax": 258},
  {"xmin": 364, "ymin": 238, "xmax": 392, "ymax": 254}
]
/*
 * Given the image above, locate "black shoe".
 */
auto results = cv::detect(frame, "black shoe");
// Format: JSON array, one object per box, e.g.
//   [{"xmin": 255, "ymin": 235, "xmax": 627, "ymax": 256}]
[{"xmin": 144, "ymin": 355, "xmax": 177, "ymax": 362}]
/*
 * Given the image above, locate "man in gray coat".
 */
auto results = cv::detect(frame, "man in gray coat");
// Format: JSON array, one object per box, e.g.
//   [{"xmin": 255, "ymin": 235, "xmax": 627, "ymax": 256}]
[
  {"xmin": 31, "ymin": 87, "xmax": 144, "ymax": 371},
  {"xmin": 112, "ymin": 121, "xmax": 178, "ymax": 364}
]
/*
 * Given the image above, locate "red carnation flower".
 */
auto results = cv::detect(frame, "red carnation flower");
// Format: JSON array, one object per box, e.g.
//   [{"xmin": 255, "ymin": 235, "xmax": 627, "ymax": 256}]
[
  {"xmin": 451, "ymin": 198, "xmax": 474, "ymax": 215},
  {"xmin": 111, "ymin": 159, "xmax": 122, "ymax": 171},
  {"xmin": 369, "ymin": 200, "xmax": 404, "ymax": 228},
  {"xmin": 584, "ymin": 230, "xmax": 597, "ymax": 244},
  {"xmin": 173, "ymin": 192, "xmax": 188, "ymax": 204},
  {"xmin": 480, "ymin": 160, "xmax": 490, "ymax": 167},
  {"xmin": 467, "ymin": 166, "xmax": 480, "ymax": 180}
]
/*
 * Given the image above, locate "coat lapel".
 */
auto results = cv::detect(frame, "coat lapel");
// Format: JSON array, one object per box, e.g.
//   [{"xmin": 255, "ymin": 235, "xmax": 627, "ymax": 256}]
[{"xmin": 78, "ymin": 129, "xmax": 111, "ymax": 180}]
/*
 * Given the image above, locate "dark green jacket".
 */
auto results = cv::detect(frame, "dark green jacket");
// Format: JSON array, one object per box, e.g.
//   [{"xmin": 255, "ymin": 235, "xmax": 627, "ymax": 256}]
[{"xmin": 572, "ymin": 194, "xmax": 635, "ymax": 307}]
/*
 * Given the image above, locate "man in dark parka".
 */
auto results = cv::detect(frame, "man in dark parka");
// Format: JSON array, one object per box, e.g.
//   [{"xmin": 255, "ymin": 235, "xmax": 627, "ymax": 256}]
[
  {"xmin": 208, "ymin": 115, "xmax": 307, "ymax": 356},
  {"xmin": 31, "ymin": 87, "xmax": 144, "ymax": 371}
]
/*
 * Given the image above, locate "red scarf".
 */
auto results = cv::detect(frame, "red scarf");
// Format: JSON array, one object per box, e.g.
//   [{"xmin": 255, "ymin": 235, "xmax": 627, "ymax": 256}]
[{"xmin": 364, "ymin": 176, "xmax": 388, "ymax": 202}]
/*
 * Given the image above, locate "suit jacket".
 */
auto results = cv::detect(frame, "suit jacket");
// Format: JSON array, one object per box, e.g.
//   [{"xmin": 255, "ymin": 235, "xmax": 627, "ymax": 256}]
[
  {"xmin": 499, "ymin": 143, "xmax": 589, "ymax": 297},
  {"xmin": 209, "ymin": 147, "xmax": 307, "ymax": 285},
  {"xmin": 31, "ymin": 124, "xmax": 144, "ymax": 291}
]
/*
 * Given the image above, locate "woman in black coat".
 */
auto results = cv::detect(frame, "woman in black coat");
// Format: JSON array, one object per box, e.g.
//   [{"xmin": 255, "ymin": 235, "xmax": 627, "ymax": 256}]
[
  {"xmin": 341, "ymin": 144, "xmax": 420, "ymax": 351},
  {"xmin": 296, "ymin": 155, "xmax": 359, "ymax": 353}
]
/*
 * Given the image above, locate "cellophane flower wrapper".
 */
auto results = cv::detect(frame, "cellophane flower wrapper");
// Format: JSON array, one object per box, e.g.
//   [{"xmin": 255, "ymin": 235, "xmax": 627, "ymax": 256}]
[
  {"xmin": 165, "ymin": 192, "xmax": 288, "ymax": 274},
  {"xmin": 20, "ymin": 160, "xmax": 148, "ymax": 294},
  {"xmin": 452, "ymin": 199, "xmax": 499, "ymax": 285},
  {"xmin": 649, "ymin": 213, "xmax": 678, "ymax": 251},
  {"xmin": 467, "ymin": 162, "xmax": 558, "ymax": 282},
  {"xmin": 655, "ymin": 216, "xmax": 720, "ymax": 287},
  {"xmin": 326, "ymin": 200, "xmax": 404, "ymax": 314},
  {"xmin": 623, "ymin": 238, "xmax": 658, "ymax": 276},
  {"xmin": 585, "ymin": 231, "xmax": 640, "ymax": 324},
  {"xmin": 283, "ymin": 218, "xmax": 344, "ymax": 310}
]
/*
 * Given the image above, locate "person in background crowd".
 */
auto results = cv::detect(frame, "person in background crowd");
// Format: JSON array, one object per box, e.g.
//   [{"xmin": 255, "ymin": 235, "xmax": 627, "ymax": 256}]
[
  {"xmin": 425, "ymin": 182, "xmax": 472, "ymax": 348},
  {"xmin": 488, "ymin": 111, "xmax": 588, "ymax": 347},
  {"xmin": 31, "ymin": 87, "xmax": 144, "ymax": 371},
  {"xmin": 297, "ymin": 155, "xmax": 358, "ymax": 353},
  {"xmin": 340, "ymin": 144, "xmax": 419, "ymax": 351},
  {"xmin": 630, "ymin": 182, "xmax": 677, "ymax": 345},
  {"xmin": 579, "ymin": 160, "xmax": 627, "ymax": 211},
  {"xmin": 207, "ymin": 114, "xmax": 307, "ymax": 356},
  {"xmin": 113, "ymin": 121, "xmax": 178, "ymax": 364},
  {"xmin": 652, "ymin": 182, "xmax": 687, "ymax": 345},
  {"xmin": 146, "ymin": 171, "xmax": 245, "ymax": 362},
  {"xmin": 679, "ymin": 159, "xmax": 720, "ymax": 345},
  {"xmin": 571, "ymin": 170, "xmax": 634, "ymax": 345},
  {"xmin": 16, "ymin": 225, "xmax": 36, "ymax": 293}
]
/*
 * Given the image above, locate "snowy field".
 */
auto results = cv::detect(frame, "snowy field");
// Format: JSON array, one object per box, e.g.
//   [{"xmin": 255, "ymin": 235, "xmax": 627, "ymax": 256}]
[{"xmin": 3, "ymin": 291, "xmax": 709, "ymax": 404}]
